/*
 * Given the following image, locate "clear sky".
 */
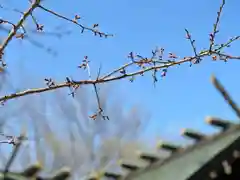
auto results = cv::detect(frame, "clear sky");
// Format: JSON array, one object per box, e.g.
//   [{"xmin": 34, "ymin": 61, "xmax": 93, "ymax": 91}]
[{"xmin": 1, "ymin": 0, "xmax": 240, "ymax": 147}]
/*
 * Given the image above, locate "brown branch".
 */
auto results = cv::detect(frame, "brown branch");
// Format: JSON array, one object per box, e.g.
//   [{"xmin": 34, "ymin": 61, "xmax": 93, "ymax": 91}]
[
  {"xmin": 0, "ymin": 0, "xmax": 41, "ymax": 66},
  {"xmin": 38, "ymin": 4, "xmax": 113, "ymax": 38},
  {"xmin": 0, "ymin": 54, "xmax": 206, "ymax": 103},
  {"xmin": 0, "ymin": 42, "xmax": 238, "ymax": 104}
]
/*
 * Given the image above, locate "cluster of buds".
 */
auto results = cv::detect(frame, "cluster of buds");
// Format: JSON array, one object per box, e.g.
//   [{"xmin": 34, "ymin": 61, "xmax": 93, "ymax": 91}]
[
  {"xmin": 78, "ymin": 56, "xmax": 90, "ymax": 69},
  {"xmin": 15, "ymin": 33, "xmax": 25, "ymax": 39},
  {"xmin": 212, "ymin": 55, "xmax": 217, "ymax": 61},
  {"xmin": 93, "ymin": 24, "xmax": 99, "ymax": 28},
  {"xmin": 128, "ymin": 52, "xmax": 134, "ymax": 60},
  {"xmin": 89, "ymin": 108, "xmax": 109, "ymax": 121},
  {"xmin": 168, "ymin": 52, "xmax": 177, "ymax": 59},
  {"xmin": 44, "ymin": 78, "xmax": 55, "ymax": 87},
  {"xmin": 209, "ymin": 33, "xmax": 214, "ymax": 43},
  {"xmin": 152, "ymin": 47, "xmax": 164, "ymax": 57},
  {"xmin": 0, "ymin": 133, "xmax": 28, "ymax": 146},
  {"xmin": 65, "ymin": 77, "xmax": 80, "ymax": 97},
  {"xmin": 161, "ymin": 69, "xmax": 167, "ymax": 77},
  {"xmin": 186, "ymin": 33, "xmax": 191, "ymax": 39},
  {"xmin": 36, "ymin": 24, "xmax": 44, "ymax": 32},
  {"xmin": 73, "ymin": 14, "xmax": 81, "ymax": 22}
]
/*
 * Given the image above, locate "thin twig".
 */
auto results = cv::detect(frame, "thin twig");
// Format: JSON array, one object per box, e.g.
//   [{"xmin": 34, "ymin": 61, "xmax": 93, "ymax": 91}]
[
  {"xmin": 185, "ymin": 28, "xmax": 200, "ymax": 65},
  {"xmin": 209, "ymin": 0, "xmax": 225, "ymax": 51},
  {"xmin": 38, "ymin": 5, "xmax": 113, "ymax": 37}
]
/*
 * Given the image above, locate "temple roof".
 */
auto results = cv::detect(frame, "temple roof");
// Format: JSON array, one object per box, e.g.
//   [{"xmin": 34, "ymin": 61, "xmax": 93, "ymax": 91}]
[{"xmin": 126, "ymin": 122, "xmax": 240, "ymax": 180}]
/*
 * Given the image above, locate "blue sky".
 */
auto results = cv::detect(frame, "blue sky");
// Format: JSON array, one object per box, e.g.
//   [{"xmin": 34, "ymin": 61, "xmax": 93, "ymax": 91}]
[{"xmin": 1, "ymin": 0, "xmax": 240, "ymax": 146}]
